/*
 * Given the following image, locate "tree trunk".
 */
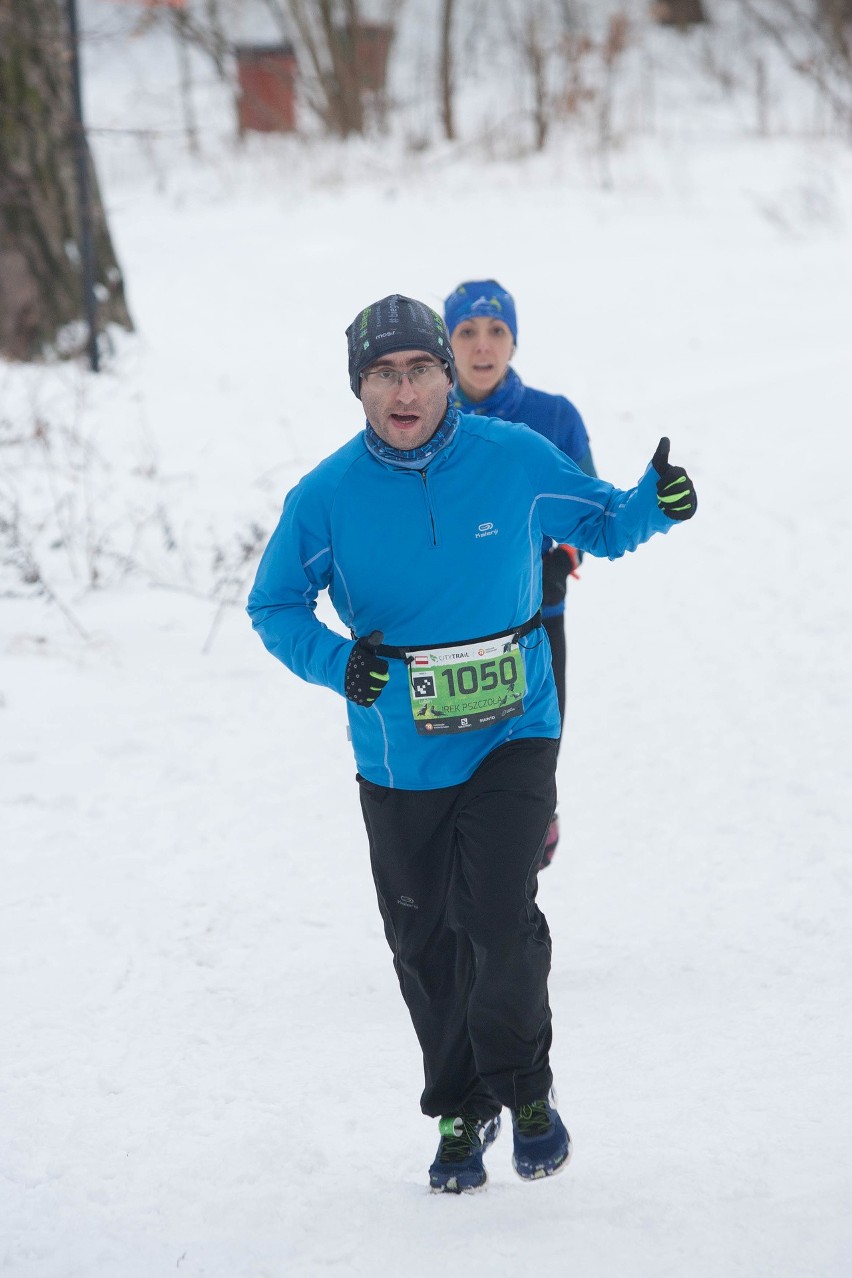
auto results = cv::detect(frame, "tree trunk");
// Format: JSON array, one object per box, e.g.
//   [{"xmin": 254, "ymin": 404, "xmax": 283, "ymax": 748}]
[
  {"xmin": 319, "ymin": 0, "xmax": 365, "ymax": 138},
  {"xmin": 440, "ymin": 0, "xmax": 456, "ymax": 141},
  {"xmin": 650, "ymin": 1, "xmax": 707, "ymax": 28},
  {"xmin": 278, "ymin": 0, "xmax": 375, "ymax": 137},
  {"xmin": 171, "ymin": 8, "xmax": 201, "ymax": 155},
  {"xmin": 0, "ymin": 0, "xmax": 133, "ymax": 363}
]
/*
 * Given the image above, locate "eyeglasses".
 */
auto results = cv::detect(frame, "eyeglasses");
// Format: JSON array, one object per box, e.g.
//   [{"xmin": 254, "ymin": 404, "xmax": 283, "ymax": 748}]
[{"xmin": 361, "ymin": 361, "xmax": 448, "ymax": 389}]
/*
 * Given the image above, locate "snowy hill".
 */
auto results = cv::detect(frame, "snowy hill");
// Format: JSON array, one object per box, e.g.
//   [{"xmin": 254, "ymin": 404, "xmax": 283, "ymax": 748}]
[{"xmin": 2, "ymin": 8, "xmax": 851, "ymax": 1276}]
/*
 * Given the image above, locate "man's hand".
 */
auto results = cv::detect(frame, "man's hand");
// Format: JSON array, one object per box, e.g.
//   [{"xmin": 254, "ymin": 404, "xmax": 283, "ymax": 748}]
[
  {"xmin": 652, "ymin": 438, "xmax": 697, "ymax": 521},
  {"xmin": 541, "ymin": 545, "xmax": 580, "ymax": 606},
  {"xmin": 344, "ymin": 631, "xmax": 390, "ymax": 706}
]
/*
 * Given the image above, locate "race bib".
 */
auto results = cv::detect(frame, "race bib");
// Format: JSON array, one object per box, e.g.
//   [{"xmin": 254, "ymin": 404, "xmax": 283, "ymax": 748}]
[{"xmin": 406, "ymin": 634, "xmax": 526, "ymax": 735}]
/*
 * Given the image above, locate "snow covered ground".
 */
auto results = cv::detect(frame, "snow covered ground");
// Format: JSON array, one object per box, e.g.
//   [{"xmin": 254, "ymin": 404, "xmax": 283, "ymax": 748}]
[{"xmin": 2, "ymin": 14, "xmax": 852, "ymax": 1277}]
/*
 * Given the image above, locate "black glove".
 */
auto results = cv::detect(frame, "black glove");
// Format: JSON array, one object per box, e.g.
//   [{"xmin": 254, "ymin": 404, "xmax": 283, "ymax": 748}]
[
  {"xmin": 652, "ymin": 437, "xmax": 697, "ymax": 521},
  {"xmin": 541, "ymin": 545, "xmax": 579, "ymax": 606},
  {"xmin": 344, "ymin": 631, "xmax": 390, "ymax": 706}
]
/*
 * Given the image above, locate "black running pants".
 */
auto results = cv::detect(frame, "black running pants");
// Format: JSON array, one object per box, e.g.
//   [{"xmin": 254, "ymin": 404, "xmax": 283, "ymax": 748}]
[
  {"xmin": 357, "ymin": 737, "xmax": 558, "ymax": 1120},
  {"xmin": 543, "ymin": 612, "xmax": 566, "ymax": 747}
]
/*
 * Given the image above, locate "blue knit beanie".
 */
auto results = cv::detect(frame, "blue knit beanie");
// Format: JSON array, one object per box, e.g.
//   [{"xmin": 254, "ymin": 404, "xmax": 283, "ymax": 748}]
[
  {"xmin": 443, "ymin": 280, "xmax": 518, "ymax": 344},
  {"xmin": 346, "ymin": 294, "xmax": 455, "ymax": 398}
]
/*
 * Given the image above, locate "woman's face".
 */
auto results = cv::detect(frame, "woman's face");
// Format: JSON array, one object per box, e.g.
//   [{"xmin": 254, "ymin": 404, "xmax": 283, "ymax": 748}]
[{"xmin": 450, "ymin": 316, "xmax": 515, "ymax": 402}]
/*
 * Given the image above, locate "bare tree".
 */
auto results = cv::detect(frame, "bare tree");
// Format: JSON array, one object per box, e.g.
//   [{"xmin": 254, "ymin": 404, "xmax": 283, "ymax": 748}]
[
  {"xmin": 440, "ymin": 0, "xmax": 457, "ymax": 140},
  {"xmin": 499, "ymin": 0, "xmax": 559, "ymax": 151},
  {"xmin": 741, "ymin": 0, "xmax": 852, "ymax": 132},
  {"xmin": 649, "ymin": 1, "xmax": 707, "ymax": 29},
  {"xmin": 171, "ymin": 6, "xmax": 202, "ymax": 155},
  {"xmin": 263, "ymin": 0, "xmax": 398, "ymax": 137},
  {"xmin": 818, "ymin": 0, "xmax": 852, "ymax": 47},
  {"xmin": 597, "ymin": 11, "xmax": 630, "ymax": 174},
  {"xmin": 0, "ymin": 0, "xmax": 132, "ymax": 362},
  {"xmin": 558, "ymin": 27, "xmax": 594, "ymax": 118},
  {"xmin": 525, "ymin": 7, "xmax": 551, "ymax": 150},
  {"xmin": 313, "ymin": 0, "xmax": 366, "ymax": 136},
  {"xmin": 144, "ymin": 0, "xmax": 232, "ymax": 82}
]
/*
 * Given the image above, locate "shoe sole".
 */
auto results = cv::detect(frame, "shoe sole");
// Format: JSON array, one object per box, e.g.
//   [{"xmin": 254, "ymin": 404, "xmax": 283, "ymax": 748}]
[
  {"xmin": 512, "ymin": 1138, "xmax": 572, "ymax": 1182},
  {"xmin": 429, "ymin": 1172, "xmax": 488, "ymax": 1194}
]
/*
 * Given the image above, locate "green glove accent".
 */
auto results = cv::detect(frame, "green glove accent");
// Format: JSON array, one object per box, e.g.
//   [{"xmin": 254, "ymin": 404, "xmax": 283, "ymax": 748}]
[
  {"xmin": 344, "ymin": 632, "xmax": 390, "ymax": 706},
  {"xmin": 651, "ymin": 437, "xmax": 697, "ymax": 522}
]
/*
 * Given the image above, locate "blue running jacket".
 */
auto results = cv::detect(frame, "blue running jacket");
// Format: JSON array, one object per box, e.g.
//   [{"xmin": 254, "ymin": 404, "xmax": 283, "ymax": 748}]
[{"xmin": 247, "ymin": 414, "xmax": 672, "ymax": 790}]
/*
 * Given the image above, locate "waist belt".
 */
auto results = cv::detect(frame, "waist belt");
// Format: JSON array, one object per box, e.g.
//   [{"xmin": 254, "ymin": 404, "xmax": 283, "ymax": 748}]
[{"xmin": 358, "ymin": 611, "xmax": 543, "ymax": 663}]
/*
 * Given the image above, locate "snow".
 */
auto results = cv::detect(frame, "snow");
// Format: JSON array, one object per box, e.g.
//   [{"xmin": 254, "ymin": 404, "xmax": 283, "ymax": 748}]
[{"xmin": 2, "ymin": 12, "xmax": 852, "ymax": 1277}]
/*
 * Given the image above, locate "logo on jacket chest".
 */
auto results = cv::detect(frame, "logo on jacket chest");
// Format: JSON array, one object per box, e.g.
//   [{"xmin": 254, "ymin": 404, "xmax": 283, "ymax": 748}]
[{"xmin": 475, "ymin": 521, "xmax": 499, "ymax": 539}]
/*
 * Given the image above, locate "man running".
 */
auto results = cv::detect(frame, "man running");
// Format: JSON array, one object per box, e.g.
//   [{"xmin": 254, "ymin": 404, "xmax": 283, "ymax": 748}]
[{"xmin": 247, "ymin": 293, "xmax": 697, "ymax": 1193}]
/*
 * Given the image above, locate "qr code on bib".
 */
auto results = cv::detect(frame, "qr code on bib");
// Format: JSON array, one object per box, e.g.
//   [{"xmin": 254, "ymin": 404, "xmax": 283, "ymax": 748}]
[{"xmin": 411, "ymin": 673, "xmax": 436, "ymax": 699}]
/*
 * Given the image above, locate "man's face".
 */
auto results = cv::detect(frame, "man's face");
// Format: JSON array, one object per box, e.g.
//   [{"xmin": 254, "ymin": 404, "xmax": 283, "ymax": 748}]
[{"xmin": 359, "ymin": 350, "xmax": 452, "ymax": 451}]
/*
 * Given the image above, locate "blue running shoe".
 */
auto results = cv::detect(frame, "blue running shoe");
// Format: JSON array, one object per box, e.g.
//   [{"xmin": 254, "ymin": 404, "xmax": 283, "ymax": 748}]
[
  {"xmin": 428, "ymin": 1113, "xmax": 501, "ymax": 1193},
  {"xmin": 511, "ymin": 1095, "xmax": 571, "ymax": 1180}
]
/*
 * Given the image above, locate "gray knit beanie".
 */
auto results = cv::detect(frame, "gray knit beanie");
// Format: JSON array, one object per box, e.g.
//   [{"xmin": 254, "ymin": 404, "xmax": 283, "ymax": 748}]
[{"xmin": 346, "ymin": 294, "xmax": 455, "ymax": 398}]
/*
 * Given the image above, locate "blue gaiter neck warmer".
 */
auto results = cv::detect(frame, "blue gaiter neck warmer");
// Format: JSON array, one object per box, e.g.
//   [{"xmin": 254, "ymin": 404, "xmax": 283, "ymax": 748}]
[
  {"xmin": 364, "ymin": 402, "xmax": 459, "ymax": 471},
  {"xmin": 452, "ymin": 366, "xmax": 525, "ymax": 420}
]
